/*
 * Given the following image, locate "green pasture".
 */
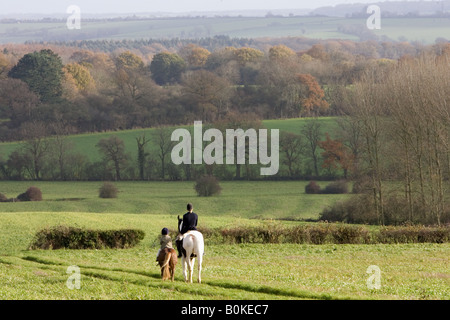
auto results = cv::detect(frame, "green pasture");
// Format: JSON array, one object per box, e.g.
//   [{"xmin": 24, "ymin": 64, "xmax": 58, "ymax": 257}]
[
  {"xmin": 0, "ymin": 180, "xmax": 449, "ymax": 300},
  {"xmin": 1, "ymin": 16, "xmax": 450, "ymax": 44},
  {"xmin": 0, "ymin": 117, "xmax": 339, "ymax": 164},
  {"xmin": 0, "ymin": 180, "xmax": 345, "ymax": 219}
]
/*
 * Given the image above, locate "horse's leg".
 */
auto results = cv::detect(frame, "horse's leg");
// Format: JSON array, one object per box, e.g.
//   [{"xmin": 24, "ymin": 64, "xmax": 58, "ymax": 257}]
[
  {"xmin": 189, "ymin": 257, "xmax": 195, "ymax": 283},
  {"xmin": 182, "ymin": 256, "xmax": 188, "ymax": 282},
  {"xmin": 197, "ymin": 254, "xmax": 202, "ymax": 284}
]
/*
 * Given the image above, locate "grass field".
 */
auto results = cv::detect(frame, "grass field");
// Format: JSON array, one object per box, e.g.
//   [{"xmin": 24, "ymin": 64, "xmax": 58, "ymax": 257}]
[
  {"xmin": 0, "ymin": 181, "xmax": 449, "ymax": 300},
  {"xmin": 1, "ymin": 16, "xmax": 450, "ymax": 44},
  {"xmin": 0, "ymin": 180, "xmax": 345, "ymax": 219},
  {"xmin": 0, "ymin": 117, "xmax": 339, "ymax": 163}
]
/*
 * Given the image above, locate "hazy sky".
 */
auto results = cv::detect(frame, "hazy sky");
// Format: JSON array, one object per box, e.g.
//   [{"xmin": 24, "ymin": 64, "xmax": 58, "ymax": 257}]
[{"xmin": 3, "ymin": 0, "xmax": 420, "ymax": 14}]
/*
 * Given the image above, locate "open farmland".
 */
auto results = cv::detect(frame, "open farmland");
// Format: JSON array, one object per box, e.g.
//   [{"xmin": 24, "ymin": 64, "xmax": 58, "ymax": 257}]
[
  {"xmin": 0, "ymin": 181, "xmax": 448, "ymax": 300},
  {"xmin": 1, "ymin": 16, "xmax": 450, "ymax": 44}
]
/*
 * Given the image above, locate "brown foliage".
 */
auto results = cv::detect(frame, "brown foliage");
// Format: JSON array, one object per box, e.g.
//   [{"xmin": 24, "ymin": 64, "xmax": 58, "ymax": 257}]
[
  {"xmin": 297, "ymin": 74, "xmax": 330, "ymax": 116},
  {"xmin": 318, "ymin": 133, "xmax": 354, "ymax": 178}
]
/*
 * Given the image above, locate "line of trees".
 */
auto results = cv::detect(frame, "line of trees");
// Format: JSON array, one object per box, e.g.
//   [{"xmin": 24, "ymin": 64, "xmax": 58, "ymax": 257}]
[
  {"xmin": 0, "ymin": 39, "xmax": 449, "ymax": 225},
  {"xmin": 0, "ymin": 38, "xmax": 437, "ymax": 142},
  {"xmin": 331, "ymin": 50, "xmax": 450, "ymax": 226},
  {"xmin": 0, "ymin": 116, "xmax": 348, "ymax": 182}
]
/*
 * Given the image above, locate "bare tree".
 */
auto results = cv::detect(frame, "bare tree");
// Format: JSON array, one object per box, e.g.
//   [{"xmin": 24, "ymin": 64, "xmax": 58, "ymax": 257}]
[
  {"xmin": 48, "ymin": 117, "xmax": 76, "ymax": 180},
  {"xmin": 301, "ymin": 119, "xmax": 322, "ymax": 177},
  {"xmin": 96, "ymin": 136, "xmax": 129, "ymax": 181},
  {"xmin": 335, "ymin": 116, "xmax": 364, "ymax": 177},
  {"xmin": 347, "ymin": 52, "xmax": 450, "ymax": 225},
  {"xmin": 348, "ymin": 68, "xmax": 388, "ymax": 225},
  {"xmin": 20, "ymin": 121, "xmax": 49, "ymax": 180},
  {"xmin": 136, "ymin": 134, "xmax": 149, "ymax": 180},
  {"xmin": 280, "ymin": 132, "xmax": 304, "ymax": 177},
  {"xmin": 153, "ymin": 126, "xmax": 175, "ymax": 181}
]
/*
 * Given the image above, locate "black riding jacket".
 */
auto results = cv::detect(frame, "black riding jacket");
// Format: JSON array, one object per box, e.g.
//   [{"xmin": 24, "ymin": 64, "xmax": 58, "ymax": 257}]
[{"xmin": 180, "ymin": 211, "xmax": 198, "ymax": 234}]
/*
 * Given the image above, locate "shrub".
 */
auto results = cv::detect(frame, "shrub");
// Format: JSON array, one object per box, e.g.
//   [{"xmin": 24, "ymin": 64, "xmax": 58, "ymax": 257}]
[
  {"xmin": 330, "ymin": 224, "xmax": 370, "ymax": 244},
  {"xmin": 307, "ymin": 223, "xmax": 331, "ymax": 244},
  {"xmin": 305, "ymin": 181, "xmax": 321, "ymax": 194},
  {"xmin": 194, "ymin": 175, "xmax": 222, "ymax": 197},
  {"xmin": 17, "ymin": 186, "xmax": 42, "ymax": 202},
  {"xmin": 29, "ymin": 225, "xmax": 145, "ymax": 250},
  {"xmin": 319, "ymin": 194, "xmax": 379, "ymax": 224},
  {"xmin": 99, "ymin": 182, "xmax": 118, "ymax": 199},
  {"xmin": 289, "ymin": 225, "xmax": 311, "ymax": 243},
  {"xmin": 377, "ymin": 225, "xmax": 450, "ymax": 244},
  {"xmin": 221, "ymin": 226, "xmax": 256, "ymax": 244},
  {"xmin": 322, "ymin": 180, "xmax": 349, "ymax": 194},
  {"xmin": 0, "ymin": 193, "xmax": 7, "ymax": 202},
  {"xmin": 352, "ymin": 176, "xmax": 372, "ymax": 194}
]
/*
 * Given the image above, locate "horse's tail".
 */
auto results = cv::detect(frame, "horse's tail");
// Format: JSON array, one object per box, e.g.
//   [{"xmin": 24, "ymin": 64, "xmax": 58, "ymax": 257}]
[
  {"xmin": 161, "ymin": 250, "xmax": 172, "ymax": 279},
  {"xmin": 189, "ymin": 232, "xmax": 203, "ymax": 256}
]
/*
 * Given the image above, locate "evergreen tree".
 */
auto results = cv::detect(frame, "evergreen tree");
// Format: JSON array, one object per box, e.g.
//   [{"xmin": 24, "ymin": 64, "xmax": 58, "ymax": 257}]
[{"xmin": 8, "ymin": 49, "xmax": 64, "ymax": 102}]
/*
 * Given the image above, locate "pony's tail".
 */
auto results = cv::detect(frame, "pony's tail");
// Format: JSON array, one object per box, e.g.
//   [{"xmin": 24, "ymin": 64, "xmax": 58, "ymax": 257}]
[{"xmin": 161, "ymin": 251, "xmax": 171, "ymax": 280}]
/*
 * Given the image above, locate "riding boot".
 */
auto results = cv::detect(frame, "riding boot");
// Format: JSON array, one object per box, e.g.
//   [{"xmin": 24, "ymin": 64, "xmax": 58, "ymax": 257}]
[{"xmin": 176, "ymin": 239, "xmax": 183, "ymax": 258}]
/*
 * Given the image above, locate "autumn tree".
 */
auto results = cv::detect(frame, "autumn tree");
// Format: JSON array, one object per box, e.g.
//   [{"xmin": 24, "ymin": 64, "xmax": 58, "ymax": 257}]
[
  {"xmin": 0, "ymin": 52, "xmax": 11, "ymax": 79},
  {"xmin": 61, "ymin": 67, "xmax": 82, "ymax": 102},
  {"xmin": 112, "ymin": 51, "xmax": 147, "ymax": 102},
  {"xmin": 179, "ymin": 44, "xmax": 211, "ymax": 69},
  {"xmin": 233, "ymin": 47, "xmax": 264, "ymax": 66},
  {"xmin": 0, "ymin": 79, "xmax": 39, "ymax": 127},
  {"xmin": 181, "ymin": 70, "xmax": 233, "ymax": 122},
  {"xmin": 268, "ymin": 45, "xmax": 296, "ymax": 61},
  {"xmin": 203, "ymin": 48, "xmax": 240, "ymax": 85},
  {"xmin": 115, "ymin": 51, "xmax": 145, "ymax": 70},
  {"xmin": 69, "ymin": 50, "xmax": 114, "ymax": 93},
  {"xmin": 306, "ymin": 44, "xmax": 329, "ymax": 61},
  {"xmin": 257, "ymin": 56, "xmax": 303, "ymax": 118},
  {"xmin": 64, "ymin": 63, "xmax": 95, "ymax": 94},
  {"xmin": 297, "ymin": 74, "xmax": 329, "ymax": 116},
  {"xmin": 318, "ymin": 133, "xmax": 353, "ymax": 179}
]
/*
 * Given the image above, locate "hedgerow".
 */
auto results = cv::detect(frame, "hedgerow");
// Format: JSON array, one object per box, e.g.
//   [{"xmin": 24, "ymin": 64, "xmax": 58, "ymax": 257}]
[
  {"xmin": 198, "ymin": 223, "xmax": 449, "ymax": 245},
  {"xmin": 29, "ymin": 225, "xmax": 145, "ymax": 250}
]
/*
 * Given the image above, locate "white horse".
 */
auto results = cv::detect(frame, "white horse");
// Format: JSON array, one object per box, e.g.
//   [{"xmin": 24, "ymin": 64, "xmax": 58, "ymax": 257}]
[{"xmin": 177, "ymin": 216, "xmax": 204, "ymax": 283}]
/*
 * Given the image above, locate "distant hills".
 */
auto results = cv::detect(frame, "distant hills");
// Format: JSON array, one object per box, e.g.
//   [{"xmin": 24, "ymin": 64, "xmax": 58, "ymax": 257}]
[
  {"xmin": 1, "ymin": 1, "xmax": 450, "ymax": 20},
  {"xmin": 312, "ymin": 0, "xmax": 450, "ymax": 18}
]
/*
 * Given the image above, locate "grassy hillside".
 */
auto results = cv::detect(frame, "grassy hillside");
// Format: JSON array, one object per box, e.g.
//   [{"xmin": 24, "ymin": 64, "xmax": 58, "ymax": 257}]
[{"xmin": 0, "ymin": 117, "xmax": 340, "ymax": 163}]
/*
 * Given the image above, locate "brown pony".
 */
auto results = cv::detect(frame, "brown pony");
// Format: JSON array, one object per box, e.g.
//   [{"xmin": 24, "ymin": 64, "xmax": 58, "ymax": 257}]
[{"xmin": 157, "ymin": 248, "xmax": 178, "ymax": 281}]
